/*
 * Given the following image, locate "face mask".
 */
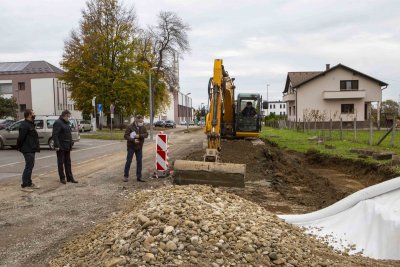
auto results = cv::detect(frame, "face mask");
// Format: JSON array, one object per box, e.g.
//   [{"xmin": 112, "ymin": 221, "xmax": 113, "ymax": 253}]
[{"xmin": 137, "ymin": 122, "xmax": 144, "ymax": 127}]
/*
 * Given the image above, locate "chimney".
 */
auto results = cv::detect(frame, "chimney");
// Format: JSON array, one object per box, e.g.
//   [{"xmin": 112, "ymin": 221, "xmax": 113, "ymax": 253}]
[{"xmin": 326, "ymin": 64, "xmax": 330, "ymax": 70}]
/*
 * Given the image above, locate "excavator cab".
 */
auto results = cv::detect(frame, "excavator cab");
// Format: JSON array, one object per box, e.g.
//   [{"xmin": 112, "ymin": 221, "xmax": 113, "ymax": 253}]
[{"xmin": 235, "ymin": 93, "xmax": 262, "ymax": 137}]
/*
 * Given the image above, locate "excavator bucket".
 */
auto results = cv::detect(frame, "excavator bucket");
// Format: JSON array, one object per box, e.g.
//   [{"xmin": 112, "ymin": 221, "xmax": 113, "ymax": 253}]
[{"xmin": 173, "ymin": 160, "xmax": 245, "ymax": 188}]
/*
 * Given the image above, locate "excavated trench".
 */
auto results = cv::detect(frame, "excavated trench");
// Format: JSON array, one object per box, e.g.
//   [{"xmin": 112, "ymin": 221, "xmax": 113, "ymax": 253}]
[{"xmin": 184, "ymin": 138, "xmax": 397, "ymax": 214}]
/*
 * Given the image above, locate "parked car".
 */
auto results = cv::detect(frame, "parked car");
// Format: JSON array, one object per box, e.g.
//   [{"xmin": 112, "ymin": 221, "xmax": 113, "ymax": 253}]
[
  {"xmin": 188, "ymin": 121, "xmax": 195, "ymax": 126},
  {"xmin": 0, "ymin": 115, "xmax": 80, "ymax": 150},
  {"xmin": 78, "ymin": 119, "xmax": 92, "ymax": 132},
  {"xmin": 179, "ymin": 120, "xmax": 186, "ymax": 126},
  {"xmin": 154, "ymin": 120, "xmax": 166, "ymax": 127},
  {"xmin": 164, "ymin": 120, "xmax": 176, "ymax": 128},
  {"xmin": 0, "ymin": 119, "xmax": 16, "ymax": 130}
]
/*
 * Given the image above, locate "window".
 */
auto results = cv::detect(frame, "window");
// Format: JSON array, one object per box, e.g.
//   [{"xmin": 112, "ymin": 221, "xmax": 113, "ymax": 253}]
[
  {"xmin": 0, "ymin": 83, "xmax": 12, "ymax": 94},
  {"xmin": 270, "ymin": 104, "xmax": 272, "ymax": 109},
  {"xmin": 273, "ymin": 104, "xmax": 276, "ymax": 109},
  {"xmin": 340, "ymin": 80, "xmax": 358, "ymax": 90},
  {"xmin": 341, "ymin": 104, "xmax": 354, "ymax": 113},
  {"xmin": 47, "ymin": 119, "xmax": 56, "ymax": 129},
  {"xmin": 293, "ymin": 106, "xmax": 296, "ymax": 115},
  {"xmin": 280, "ymin": 104, "xmax": 282, "ymax": 109},
  {"xmin": 280, "ymin": 112, "xmax": 282, "ymax": 115},
  {"xmin": 9, "ymin": 121, "xmax": 21, "ymax": 131},
  {"xmin": 34, "ymin": 120, "xmax": 44, "ymax": 129},
  {"xmin": 18, "ymin": 82, "xmax": 25, "ymax": 91},
  {"xmin": 283, "ymin": 104, "xmax": 285, "ymax": 108},
  {"xmin": 289, "ymin": 107, "xmax": 291, "ymax": 116},
  {"xmin": 283, "ymin": 111, "xmax": 286, "ymax": 115},
  {"xmin": 69, "ymin": 119, "xmax": 77, "ymax": 130},
  {"xmin": 20, "ymin": 104, "xmax": 26, "ymax": 112}
]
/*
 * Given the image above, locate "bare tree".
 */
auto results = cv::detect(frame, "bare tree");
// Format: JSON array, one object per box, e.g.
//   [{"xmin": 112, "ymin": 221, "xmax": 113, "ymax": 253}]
[{"xmin": 149, "ymin": 11, "xmax": 191, "ymax": 90}]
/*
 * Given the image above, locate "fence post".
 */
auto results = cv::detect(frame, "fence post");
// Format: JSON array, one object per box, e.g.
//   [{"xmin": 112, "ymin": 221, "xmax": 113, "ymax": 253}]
[
  {"xmin": 340, "ymin": 117, "xmax": 343, "ymax": 140},
  {"xmin": 391, "ymin": 116, "xmax": 397, "ymax": 147},
  {"xmin": 329, "ymin": 119, "xmax": 332, "ymax": 138},
  {"xmin": 353, "ymin": 117, "xmax": 357, "ymax": 142},
  {"xmin": 303, "ymin": 115, "xmax": 306, "ymax": 133},
  {"xmin": 369, "ymin": 116, "xmax": 373, "ymax": 146},
  {"xmin": 314, "ymin": 119, "xmax": 317, "ymax": 134}
]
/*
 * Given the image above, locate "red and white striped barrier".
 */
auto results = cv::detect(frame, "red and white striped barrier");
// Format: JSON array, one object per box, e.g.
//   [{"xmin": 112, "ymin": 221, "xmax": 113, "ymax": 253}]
[{"xmin": 155, "ymin": 131, "xmax": 169, "ymax": 177}]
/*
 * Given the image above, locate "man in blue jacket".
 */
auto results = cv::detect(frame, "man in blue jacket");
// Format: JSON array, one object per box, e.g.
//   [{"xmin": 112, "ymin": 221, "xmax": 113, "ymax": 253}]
[
  {"xmin": 52, "ymin": 110, "xmax": 78, "ymax": 184},
  {"xmin": 16, "ymin": 109, "xmax": 40, "ymax": 192}
]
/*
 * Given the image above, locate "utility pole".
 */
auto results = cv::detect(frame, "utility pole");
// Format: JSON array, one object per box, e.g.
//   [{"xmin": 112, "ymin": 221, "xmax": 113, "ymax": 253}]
[{"xmin": 149, "ymin": 67, "xmax": 157, "ymax": 141}]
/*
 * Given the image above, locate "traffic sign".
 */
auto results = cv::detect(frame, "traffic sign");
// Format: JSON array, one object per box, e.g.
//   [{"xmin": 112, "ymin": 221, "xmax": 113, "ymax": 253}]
[
  {"xmin": 97, "ymin": 104, "xmax": 103, "ymax": 113},
  {"xmin": 92, "ymin": 96, "xmax": 96, "ymax": 107},
  {"xmin": 110, "ymin": 104, "xmax": 115, "ymax": 114}
]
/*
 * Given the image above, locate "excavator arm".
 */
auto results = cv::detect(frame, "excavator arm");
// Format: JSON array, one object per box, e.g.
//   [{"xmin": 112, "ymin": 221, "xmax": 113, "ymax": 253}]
[
  {"xmin": 173, "ymin": 59, "xmax": 246, "ymax": 187},
  {"xmin": 204, "ymin": 59, "xmax": 224, "ymax": 161}
]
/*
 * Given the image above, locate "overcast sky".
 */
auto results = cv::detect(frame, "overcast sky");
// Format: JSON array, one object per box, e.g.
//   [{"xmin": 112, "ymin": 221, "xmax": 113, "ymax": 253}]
[{"xmin": 1, "ymin": 0, "xmax": 399, "ymax": 109}]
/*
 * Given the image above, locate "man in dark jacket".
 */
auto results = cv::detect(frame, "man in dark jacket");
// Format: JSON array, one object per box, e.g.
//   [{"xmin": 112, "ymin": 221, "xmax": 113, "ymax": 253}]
[
  {"xmin": 16, "ymin": 109, "xmax": 40, "ymax": 192},
  {"xmin": 241, "ymin": 102, "xmax": 257, "ymax": 117},
  {"xmin": 123, "ymin": 114, "xmax": 149, "ymax": 182},
  {"xmin": 52, "ymin": 110, "xmax": 78, "ymax": 184}
]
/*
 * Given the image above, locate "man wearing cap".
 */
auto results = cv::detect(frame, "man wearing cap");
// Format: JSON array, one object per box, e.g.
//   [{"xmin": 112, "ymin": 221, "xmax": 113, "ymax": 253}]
[{"xmin": 123, "ymin": 115, "xmax": 149, "ymax": 182}]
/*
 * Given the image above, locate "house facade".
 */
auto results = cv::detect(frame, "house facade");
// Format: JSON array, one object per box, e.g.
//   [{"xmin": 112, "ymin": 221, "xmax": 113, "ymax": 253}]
[
  {"xmin": 264, "ymin": 100, "xmax": 286, "ymax": 116},
  {"xmin": 282, "ymin": 64, "xmax": 388, "ymax": 125},
  {"xmin": 0, "ymin": 61, "xmax": 82, "ymax": 120}
]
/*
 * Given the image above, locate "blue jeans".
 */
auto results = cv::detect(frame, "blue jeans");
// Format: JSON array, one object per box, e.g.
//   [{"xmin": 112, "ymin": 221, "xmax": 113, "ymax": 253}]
[
  {"xmin": 22, "ymin": 153, "xmax": 35, "ymax": 187},
  {"xmin": 124, "ymin": 147, "xmax": 142, "ymax": 179}
]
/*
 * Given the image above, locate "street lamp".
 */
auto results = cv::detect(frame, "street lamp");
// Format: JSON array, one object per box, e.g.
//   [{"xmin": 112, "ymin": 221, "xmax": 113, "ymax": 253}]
[
  {"xmin": 185, "ymin": 93, "xmax": 191, "ymax": 130},
  {"xmin": 149, "ymin": 67, "xmax": 158, "ymax": 141}
]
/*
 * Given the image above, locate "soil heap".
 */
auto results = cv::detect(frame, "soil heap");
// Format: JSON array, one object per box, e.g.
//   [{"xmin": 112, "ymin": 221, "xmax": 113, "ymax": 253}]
[{"xmin": 49, "ymin": 185, "xmax": 396, "ymax": 267}]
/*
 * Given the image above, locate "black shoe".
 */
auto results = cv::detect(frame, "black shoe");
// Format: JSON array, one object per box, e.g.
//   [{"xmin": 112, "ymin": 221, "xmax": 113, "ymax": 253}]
[
  {"xmin": 137, "ymin": 178, "xmax": 146, "ymax": 182},
  {"xmin": 68, "ymin": 179, "xmax": 78, "ymax": 183},
  {"xmin": 60, "ymin": 179, "xmax": 66, "ymax": 184}
]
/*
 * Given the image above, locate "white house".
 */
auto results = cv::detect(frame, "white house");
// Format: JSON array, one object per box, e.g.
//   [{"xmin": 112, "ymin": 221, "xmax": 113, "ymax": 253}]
[
  {"xmin": 282, "ymin": 63, "xmax": 388, "ymax": 125},
  {"xmin": 264, "ymin": 100, "xmax": 286, "ymax": 116}
]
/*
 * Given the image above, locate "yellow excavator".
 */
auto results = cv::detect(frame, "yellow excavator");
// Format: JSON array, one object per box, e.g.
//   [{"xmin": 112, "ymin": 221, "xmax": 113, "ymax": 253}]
[{"xmin": 173, "ymin": 59, "xmax": 262, "ymax": 187}]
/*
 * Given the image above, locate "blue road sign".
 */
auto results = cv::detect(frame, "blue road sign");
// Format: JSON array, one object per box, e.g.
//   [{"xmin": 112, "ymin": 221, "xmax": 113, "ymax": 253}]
[{"xmin": 98, "ymin": 104, "xmax": 103, "ymax": 113}]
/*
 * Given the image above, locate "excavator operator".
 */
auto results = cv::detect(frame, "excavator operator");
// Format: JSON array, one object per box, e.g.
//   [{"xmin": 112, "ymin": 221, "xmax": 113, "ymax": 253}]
[{"xmin": 241, "ymin": 102, "xmax": 257, "ymax": 117}]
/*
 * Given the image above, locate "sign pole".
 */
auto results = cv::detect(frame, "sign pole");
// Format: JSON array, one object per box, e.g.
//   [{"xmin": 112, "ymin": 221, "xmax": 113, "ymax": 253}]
[
  {"xmin": 110, "ymin": 104, "xmax": 115, "ymax": 140},
  {"xmin": 92, "ymin": 96, "xmax": 97, "ymax": 132}
]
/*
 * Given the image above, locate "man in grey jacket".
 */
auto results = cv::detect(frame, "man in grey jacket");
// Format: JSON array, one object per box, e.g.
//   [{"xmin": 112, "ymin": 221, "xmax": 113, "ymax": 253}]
[{"xmin": 123, "ymin": 114, "xmax": 149, "ymax": 182}]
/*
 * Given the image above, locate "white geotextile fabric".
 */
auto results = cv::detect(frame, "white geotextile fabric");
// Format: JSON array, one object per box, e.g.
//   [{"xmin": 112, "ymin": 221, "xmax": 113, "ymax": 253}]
[{"xmin": 278, "ymin": 177, "xmax": 400, "ymax": 260}]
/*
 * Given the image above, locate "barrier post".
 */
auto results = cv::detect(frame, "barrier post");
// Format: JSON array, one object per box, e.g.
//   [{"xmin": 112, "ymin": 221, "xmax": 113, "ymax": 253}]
[{"xmin": 155, "ymin": 131, "xmax": 169, "ymax": 178}]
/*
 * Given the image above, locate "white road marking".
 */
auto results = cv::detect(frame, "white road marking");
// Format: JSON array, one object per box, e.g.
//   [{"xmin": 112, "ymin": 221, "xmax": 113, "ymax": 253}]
[{"xmin": 0, "ymin": 142, "xmax": 119, "ymax": 168}]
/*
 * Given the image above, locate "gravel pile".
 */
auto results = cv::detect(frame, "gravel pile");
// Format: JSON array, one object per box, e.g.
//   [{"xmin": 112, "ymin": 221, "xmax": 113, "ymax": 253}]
[{"xmin": 49, "ymin": 185, "xmax": 394, "ymax": 267}]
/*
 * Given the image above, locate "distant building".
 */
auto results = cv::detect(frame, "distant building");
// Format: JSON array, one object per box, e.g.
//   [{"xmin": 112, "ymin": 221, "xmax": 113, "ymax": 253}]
[
  {"xmin": 263, "ymin": 100, "xmax": 286, "ymax": 116},
  {"xmin": 282, "ymin": 63, "xmax": 388, "ymax": 124},
  {"xmin": 155, "ymin": 54, "xmax": 193, "ymax": 123},
  {"xmin": 0, "ymin": 61, "xmax": 81, "ymax": 120}
]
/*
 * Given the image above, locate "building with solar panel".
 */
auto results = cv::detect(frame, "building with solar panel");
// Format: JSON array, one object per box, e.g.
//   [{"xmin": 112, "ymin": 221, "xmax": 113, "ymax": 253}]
[{"xmin": 0, "ymin": 61, "xmax": 82, "ymax": 120}]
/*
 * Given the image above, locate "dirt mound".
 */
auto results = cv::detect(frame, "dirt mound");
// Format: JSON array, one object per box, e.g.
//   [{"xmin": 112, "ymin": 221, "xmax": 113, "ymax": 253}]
[
  {"xmin": 49, "ymin": 185, "xmax": 396, "ymax": 267},
  {"xmin": 184, "ymin": 139, "xmax": 394, "ymax": 214}
]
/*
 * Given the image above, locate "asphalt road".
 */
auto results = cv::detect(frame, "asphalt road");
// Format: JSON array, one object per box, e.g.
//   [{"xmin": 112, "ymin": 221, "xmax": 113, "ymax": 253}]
[
  {"xmin": 0, "ymin": 126, "xmax": 197, "ymax": 182},
  {"xmin": 0, "ymin": 139, "xmax": 128, "ymax": 182}
]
